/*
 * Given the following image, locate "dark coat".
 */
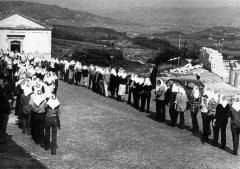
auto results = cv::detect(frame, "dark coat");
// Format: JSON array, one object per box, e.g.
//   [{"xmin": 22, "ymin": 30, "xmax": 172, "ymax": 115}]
[
  {"xmin": 229, "ymin": 106, "xmax": 240, "ymax": 126},
  {"xmin": 0, "ymin": 88, "xmax": 10, "ymax": 115},
  {"xmin": 142, "ymin": 85, "xmax": 152, "ymax": 96},
  {"xmin": 215, "ymin": 104, "xmax": 230, "ymax": 126}
]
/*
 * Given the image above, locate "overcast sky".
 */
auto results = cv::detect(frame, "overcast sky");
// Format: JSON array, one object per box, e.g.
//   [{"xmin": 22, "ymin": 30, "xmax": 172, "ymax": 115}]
[{"xmin": 3, "ymin": 0, "xmax": 240, "ymax": 10}]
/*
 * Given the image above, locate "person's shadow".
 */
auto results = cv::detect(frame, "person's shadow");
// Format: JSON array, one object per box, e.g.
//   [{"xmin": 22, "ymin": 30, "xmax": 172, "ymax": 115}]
[
  {"xmin": 0, "ymin": 134, "xmax": 47, "ymax": 169},
  {"xmin": 146, "ymin": 113, "xmax": 234, "ymax": 155}
]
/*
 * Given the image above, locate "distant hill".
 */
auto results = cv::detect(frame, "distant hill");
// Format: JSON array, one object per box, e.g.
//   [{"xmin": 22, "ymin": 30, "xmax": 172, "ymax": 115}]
[
  {"xmin": 151, "ymin": 27, "xmax": 240, "ymax": 40},
  {"xmin": 0, "ymin": 1, "xmax": 144, "ymax": 32},
  {"xmin": 92, "ymin": 7, "xmax": 240, "ymax": 33}
]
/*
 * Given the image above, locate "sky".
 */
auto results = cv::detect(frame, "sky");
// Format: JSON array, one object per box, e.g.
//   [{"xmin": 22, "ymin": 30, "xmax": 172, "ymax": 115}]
[{"xmin": 2, "ymin": 0, "xmax": 240, "ymax": 10}]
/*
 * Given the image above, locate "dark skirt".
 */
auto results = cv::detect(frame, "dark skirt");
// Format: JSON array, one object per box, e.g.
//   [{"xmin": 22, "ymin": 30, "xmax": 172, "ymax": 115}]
[{"xmin": 75, "ymin": 72, "xmax": 82, "ymax": 83}]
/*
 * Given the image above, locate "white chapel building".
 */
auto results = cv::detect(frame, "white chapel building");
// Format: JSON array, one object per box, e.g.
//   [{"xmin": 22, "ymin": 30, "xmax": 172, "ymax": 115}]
[{"xmin": 0, "ymin": 11, "xmax": 52, "ymax": 59}]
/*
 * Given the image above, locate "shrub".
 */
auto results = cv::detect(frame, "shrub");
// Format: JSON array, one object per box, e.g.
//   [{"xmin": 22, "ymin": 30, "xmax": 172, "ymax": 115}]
[{"xmin": 133, "ymin": 37, "xmax": 171, "ymax": 50}]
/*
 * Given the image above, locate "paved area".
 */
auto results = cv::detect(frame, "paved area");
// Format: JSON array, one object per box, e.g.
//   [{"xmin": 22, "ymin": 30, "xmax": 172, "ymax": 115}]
[{"xmin": 1, "ymin": 80, "xmax": 240, "ymax": 169}]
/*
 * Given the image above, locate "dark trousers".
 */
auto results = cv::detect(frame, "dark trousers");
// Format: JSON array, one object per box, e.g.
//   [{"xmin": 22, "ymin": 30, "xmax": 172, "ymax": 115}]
[
  {"xmin": 191, "ymin": 110, "xmax": 199, "ymax": 131},
  {"xmin": 213, "ymin": 122, "xmax": 227, "ymax": 148},
  {"xmin": 32, "ymin": 112, "xmax": 45, "ymax": 143},
  {"xmin": 133, "ymin": 92, "xmax": 140, "ymax": 109},
  {"xmin": 7, "ymin": 69, "xmax": 13, "ymax": 78},
  {"xmin": 0, "ymin": 114, "xmax": 9, "ymax": 143},
  {"xmin": 201, "ymin": 112, "xmax": 213, "ymax": 140},
  {"xmin": 64, "ymin": 70, "xmax": 69, "ymax": 82},
  {"xmin": 75, "ymin": 72, "xmax": 82, "ymax": 85},
  {"xmin": 0, "ymin": 114, "xmax": 9, "ymax": 133},
  {"xmin": 22, "ymin": 113, "xmax": 31, "ymax": 133},
  {"xmin": 140, "ymin": 95, "xmax": 151, "ymax": 112},
  {"xmin": 128, "ymin": 89, "xmax": 132, "ymax": 104},
  {"xmin": 15, "ymin": 93, "xmax": 21, "ymax": 116},
  {"xmin": 88, "ymin": 75, "xmax": 93, "ymax": 89},
  {"xmin": 44, "ymin": 116, "xmax": 58, "ymax": 155},
  {"xmin": 169, "ymin": 104, "xmax": 175, "ymax": 126},
  {"xmin": 231, "ymin": 124, "xmax": 240, "ymax": 154},
  {"xmin": 110, "ymin": 87, "xmax": 116, "ymax": 97},
  {"xmin": 156, "ymin": 100, "xmax": 166, "ymax": 121},
  {"xmin": 172, "ymin": 111, "xmax": 185, "ymax": 128}
]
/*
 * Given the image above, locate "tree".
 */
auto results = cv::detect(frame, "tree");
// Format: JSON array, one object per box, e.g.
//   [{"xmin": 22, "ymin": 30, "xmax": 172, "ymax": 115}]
[
  {"xmin": 154, "ymin": 47, "xmax": 179, "ymax": 65},
  {"xmin": 185, "ymin": 43, "xmax": 201, "ymax": 60}
]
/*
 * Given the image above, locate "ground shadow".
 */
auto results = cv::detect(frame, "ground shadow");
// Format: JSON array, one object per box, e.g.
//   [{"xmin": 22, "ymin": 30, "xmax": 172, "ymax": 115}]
[
  {"xmin": 146, "ymin": 113, "xmax": 234, "ymax": 155},
  {"xmin": 0, "ymin": 134, "xmax": 47, "ymax": 169}
]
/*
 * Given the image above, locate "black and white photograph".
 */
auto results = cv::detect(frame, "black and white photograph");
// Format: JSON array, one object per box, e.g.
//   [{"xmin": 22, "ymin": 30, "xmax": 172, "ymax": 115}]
[{"xmin": 1, "ymin": 0, "xmax": 240, "ymax": 168}]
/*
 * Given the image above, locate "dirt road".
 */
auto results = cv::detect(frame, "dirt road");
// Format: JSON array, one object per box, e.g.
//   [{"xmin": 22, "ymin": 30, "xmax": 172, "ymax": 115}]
[{"xmin": 1, "ymin": 80, "xmax": 240, "ymax": 169}]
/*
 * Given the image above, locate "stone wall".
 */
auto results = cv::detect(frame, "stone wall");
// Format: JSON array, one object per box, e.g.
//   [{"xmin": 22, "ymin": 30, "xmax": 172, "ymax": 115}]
[{"xmin": 199, "ymin": 47, "xmax": 229, "ymax": 81}]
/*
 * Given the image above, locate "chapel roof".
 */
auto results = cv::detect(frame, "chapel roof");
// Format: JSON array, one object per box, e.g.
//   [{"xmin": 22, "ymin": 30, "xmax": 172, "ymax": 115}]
[{"xmin": 0, "ymin": 11, "xmax": 52, "ymax": 30}]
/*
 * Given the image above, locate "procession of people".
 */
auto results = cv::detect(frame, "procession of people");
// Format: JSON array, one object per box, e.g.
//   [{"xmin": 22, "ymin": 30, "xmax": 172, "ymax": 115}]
[{"xmin": 1, "ymin": 49, "xmax": 240, "ymax": 156}]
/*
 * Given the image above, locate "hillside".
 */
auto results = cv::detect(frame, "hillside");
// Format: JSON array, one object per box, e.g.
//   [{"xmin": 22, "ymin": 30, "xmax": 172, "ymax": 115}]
[
  {"xmin": 52, "ymin": 25, "xmax": 128, "ymax": 43},
  {"xmin": 92, "ymin": 7, "xmax": 240, "ymax": 33},
  {"xmin": 150, "ymin": 26, "xmax": 240, "ymax": 58},
  {"xmin": 0, "ymin": 1, "xmax": 144, "ymax": 32}
]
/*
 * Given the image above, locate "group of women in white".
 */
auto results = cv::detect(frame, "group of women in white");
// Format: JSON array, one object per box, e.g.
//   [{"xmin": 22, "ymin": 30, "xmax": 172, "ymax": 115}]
[
  {"xmin": 0, "ymin": 51, "xmax": 60, "ymax": 155},
  {"xmin": 2, "ymin": 49, "xmax": 240, "ymax": 156}
]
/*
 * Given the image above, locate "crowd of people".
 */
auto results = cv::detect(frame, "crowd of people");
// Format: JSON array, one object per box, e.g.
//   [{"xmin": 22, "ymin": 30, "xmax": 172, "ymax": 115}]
[
  {"xmin": 0, "ymin": 50, "xmax": 60, "ymax": 155},
  {"xmin": 1, "ymin": 49, "xmax": 240, "ymax": 156}
]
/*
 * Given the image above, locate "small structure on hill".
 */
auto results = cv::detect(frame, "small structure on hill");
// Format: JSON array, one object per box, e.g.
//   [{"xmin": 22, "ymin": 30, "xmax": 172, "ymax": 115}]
[{"xmin": 0, "ymin": 11, "xmax": 52, "ymax": 59}]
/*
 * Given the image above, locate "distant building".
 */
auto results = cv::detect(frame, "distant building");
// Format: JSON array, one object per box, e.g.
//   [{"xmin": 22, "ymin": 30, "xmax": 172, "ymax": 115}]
[{"xmin": 0, "ymin": 11, "xmax": 52, "ymax": 59}]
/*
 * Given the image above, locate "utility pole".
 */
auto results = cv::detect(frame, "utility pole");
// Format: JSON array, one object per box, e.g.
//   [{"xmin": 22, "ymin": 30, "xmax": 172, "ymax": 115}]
[
  {"xmin": 178, "ymin": 29, "xmax": 182, "ymax": 67},
  {"xmin": 179, "ymin": 29, "xmax": 182, "ymax": 50}
]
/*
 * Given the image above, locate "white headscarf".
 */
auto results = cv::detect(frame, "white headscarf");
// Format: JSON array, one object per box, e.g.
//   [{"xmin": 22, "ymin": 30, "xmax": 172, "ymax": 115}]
[
  {"xmin": 219, "ymin": 95, "xmax": 228, "ymax": 108},
  {"xmin": 111, "ymin": 68, "xmax": 117, "ymax": 76},
  {"xmin": 144, "ymin": 78, "xmax": 152, "ymax": 86},
  {"xmin": 203, "ymin": 86, "xmax": 211, "ymax": 98},
  {"xmin": 90, "ymin": 64, "xmax": 94, "ymax": 70},
  {"xmin": 172, "ymin": 83, "xmax": 179, "ymax": 93},
  {"xmin": 139, "ymin": 77, "xmax": 145, "ymax": 85},
  {"xmin": 104, "ymin": 68, "xmax": 110, "ymax": 75},
  {"xmin": 156, "ymin": 79, "xmax": 167, "ymax": 92},
  {"xmin": 16, "ymin": 79, "xmax": 25, "ymax": 87},
  {"xmin": 133, "ymin": 75, "xmax": 138, "ymax": 83},
  {"xmin": 32, "ymin": 90, "xmax": 46, "ymax": 106},
  {"xmin": 130, "ymin": 74, "xmax": 135, "ymax": 81},
  {"xmin": 34, "ymin": 83, "xmax": 43, "ymax": 94},
  {"xmin": 232, "ymin": 95, "xmax": 240, "ymax": 112},
  {"xmin": 213, "ymin": 90, "xmax": 219, "ymax": 103},
  {"xmin": 192, "ymin": 85, "xmax": 200, "ymax": 99},
  {"xmin": 23, "ymin": 83, "xmax": 32, "ymax": 96},
  {"xmin": 178, "ymin": 85, "xmax": 186, "ymax": 95},
  {"xmin": 74, "ymin": 61, "xmax": 82, "ymax": 70},
  {"xmin": 47, "ymin": 95, "xmax": 60, "ymax": 110},
  {"xmin": 70, "ymin": 60, "xmax": 75, "ymax": 65},
  {"xmin": 117, "ymin": 70, "xmax": 123, "ymax": 77},
  {"xmin": 121, "ymin": 71, "xmax": 127, "ymax": 79}
]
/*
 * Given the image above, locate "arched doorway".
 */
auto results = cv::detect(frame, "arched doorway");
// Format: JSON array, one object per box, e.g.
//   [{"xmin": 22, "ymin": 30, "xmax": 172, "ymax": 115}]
[{"xmin": 10, "ymin": 41, "xmax": 21, "ymax": 53}]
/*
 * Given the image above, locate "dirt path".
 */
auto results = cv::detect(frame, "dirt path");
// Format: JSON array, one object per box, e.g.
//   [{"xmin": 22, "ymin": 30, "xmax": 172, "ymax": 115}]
[{"xmin": 1, "ymin": 80, "xmax": 240, "ymax": 169}]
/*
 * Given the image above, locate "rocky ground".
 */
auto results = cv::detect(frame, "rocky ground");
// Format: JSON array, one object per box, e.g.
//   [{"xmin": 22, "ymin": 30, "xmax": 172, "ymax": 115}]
[{"xmin": 1, "ymin": 79, "xmax": 240, "ymax": 169}]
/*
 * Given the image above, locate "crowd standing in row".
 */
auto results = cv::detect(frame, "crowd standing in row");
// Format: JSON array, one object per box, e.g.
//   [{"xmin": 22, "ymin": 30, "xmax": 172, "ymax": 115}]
[
  {"xmin": 1, "ymin": 50, "xmax": 240, "ymax": 156},
  {"xmin": 0, "ymin": 50, "xmax": 60, "ymax": 155}
]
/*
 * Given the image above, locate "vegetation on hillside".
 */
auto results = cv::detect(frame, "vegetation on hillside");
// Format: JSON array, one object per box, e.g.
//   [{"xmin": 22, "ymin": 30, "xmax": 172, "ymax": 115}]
[
  {"xmin": 132, "ymin": 37, "xmax": 172, "ymax": 50},
  {"xmin": 52, "ymin": 25, "xmax": 127, "ymax": 43}
]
